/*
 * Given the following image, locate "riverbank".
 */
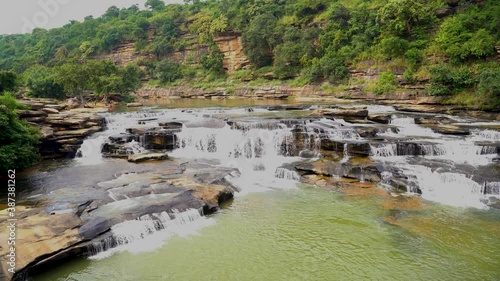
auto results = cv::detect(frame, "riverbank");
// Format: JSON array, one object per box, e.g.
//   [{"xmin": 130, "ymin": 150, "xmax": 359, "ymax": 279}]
[
  {"xmin": 134, "ymin": 85, "xmax": 500, "ymax": 121},
  {"xmin": 17, "ymin": 98, "xmax": 108, "ymax": 159}
]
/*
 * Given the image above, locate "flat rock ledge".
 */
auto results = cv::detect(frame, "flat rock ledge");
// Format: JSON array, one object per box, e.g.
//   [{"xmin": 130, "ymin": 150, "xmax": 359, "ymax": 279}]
[
  {"xmin": 128, "ymin": 152, "xmax": 169, "ymax": 162},
  {"xmin": 0, "ymin": 160, "xmax": 237, "ymax": 280},
  {"xmin": 18, "ymin": 98, "xmax": 107, "ymax": 159}
]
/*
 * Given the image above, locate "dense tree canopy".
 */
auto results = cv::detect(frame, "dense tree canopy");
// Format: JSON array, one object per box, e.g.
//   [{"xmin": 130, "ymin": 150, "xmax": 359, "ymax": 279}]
[{"xmin": 0, "ymin": 0, "xmax": 497, "ymax": 107}]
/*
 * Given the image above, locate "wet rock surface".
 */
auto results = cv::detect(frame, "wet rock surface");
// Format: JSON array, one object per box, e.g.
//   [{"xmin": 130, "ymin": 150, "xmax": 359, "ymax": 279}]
[
  {"xmin": 4, "ymin": 102, "xmax": 500, "ymax": 280},
  {"xmin": 1, "ymin": 160, "xmax": 237, "ymax": 280},
  {"xmin": 18, "ymin": 98, "xmax": 106, "ymax": 159}
]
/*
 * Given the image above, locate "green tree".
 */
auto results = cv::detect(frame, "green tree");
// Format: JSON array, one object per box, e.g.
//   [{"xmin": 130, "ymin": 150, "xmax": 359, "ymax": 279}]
[
  {"xmin": 0, "ymin": 93, "xmax": 40, "ymax": 171},
  {"xmin": 145, "ymin": 0, "xmax": 165, "ymax": 11},
  {"xmin": 155, "ymin": 60, "xmax": 182, "ymax": 83},
  {"xmin": 54, "ymin": 63, "xmax": 89, "ymax": 100},
  {"xmin": 378, "ymin": 0, "xmax": 432, "ymax": 36},
  {"xmin": 436, "ymin": 15, "xmax": 495, "ymax": 62},
  {"xmin": 0, "ymin": 71, "xmax": 17, "ymax": 93},
  {"xmin": 242, "ymin": 13, "xmax": 280, "ymax": 68},
  {"xmin": 24, "ymin": 65, "xmax": 66, "ymax": 99},
  {"xmin": 200, "ymin": 43, "xmax": 224, "ymax": 73}
]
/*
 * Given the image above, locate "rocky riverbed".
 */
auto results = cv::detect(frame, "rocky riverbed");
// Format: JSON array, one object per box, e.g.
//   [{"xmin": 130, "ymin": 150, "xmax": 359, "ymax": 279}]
[
  {"xmin": 2, "ymin": 101, "xmax": 500, "ymax": 280},
  {"xmin": 18, "ymin": 98, "xmax": 107, "ymax": 159}
]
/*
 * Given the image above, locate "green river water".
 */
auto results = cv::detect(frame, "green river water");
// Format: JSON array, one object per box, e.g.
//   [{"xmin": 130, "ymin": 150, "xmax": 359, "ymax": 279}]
[{"xmin": 32, "ymin": 185, "xmax": 500, "ymax": 281}]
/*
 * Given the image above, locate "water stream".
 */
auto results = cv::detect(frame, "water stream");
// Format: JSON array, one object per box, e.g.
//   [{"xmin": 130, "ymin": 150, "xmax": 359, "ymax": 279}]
[{"xmin": 22, "ymin": 100, "xmax": 500, "ymax": 280}]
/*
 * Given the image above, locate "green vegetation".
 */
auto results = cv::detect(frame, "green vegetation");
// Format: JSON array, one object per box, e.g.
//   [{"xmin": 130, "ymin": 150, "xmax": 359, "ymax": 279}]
[
  {"xmin": 374, "ymin": 71, "xmax": 397, "ymax": 95},
  {"xmin": 0, "ymin": 74, "xmax": 40, "ymax": 171},
  {"xmin": 0, "ymin": 0, "xmax": 498, "ymax": 108}
]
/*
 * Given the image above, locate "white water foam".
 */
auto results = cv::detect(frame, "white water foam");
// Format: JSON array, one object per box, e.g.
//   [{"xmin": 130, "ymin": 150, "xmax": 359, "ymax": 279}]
[
  {"xmin": 387, "ymin": 116, "xmax": 440, "ymax": 137},
  {"xmin": 402, "ymin": 165, "xmax": 488, "ymax": 209},
  {"xmin": 274, "ymin": 167, "xmax": 301, "ymax": 181},
  {"xmin": 88, "ymin": 209, "xmax": 214, "ymax": 259}
]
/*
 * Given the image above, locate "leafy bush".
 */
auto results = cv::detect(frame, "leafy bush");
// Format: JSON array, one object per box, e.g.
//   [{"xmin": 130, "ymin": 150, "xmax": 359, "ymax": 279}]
[
  {"xmin": 319, "ymin": 56, "xmax": 349, "ymax": 83},
  {"xmin": 426, "ymin": 64, "xmax": 476, "ymax": 96},
  {"xmin": 477, "ymin": 67, "xmax": 500, "ymax": 97},
  {"xmin": 374, "ymin": 71, "xmax": 397, "ymax": 95},
  {"xmin": 0, "ymin": 93, "xmax": 40, "ymax": 171},
  {"xmin": 0, "ymin": 71, "xmax": 17, "ymax": 93},
  {"xmin": 378, "ymin": 37, "xmax": 409, "ymax": 59},
  {"xmin": 155, "ymin": 60, "xmax": 182, "ymax": 83},
  {"xmin": 405, "ymin": 48, "xmax": 422, "ymax": 65},
  {"xmin": 200, "ymin": 43, "xmax": 224, "ymax": 73}
]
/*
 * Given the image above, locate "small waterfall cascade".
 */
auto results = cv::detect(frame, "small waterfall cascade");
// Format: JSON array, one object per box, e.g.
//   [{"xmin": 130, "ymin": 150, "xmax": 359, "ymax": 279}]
[
  {"xmin": 402, "ymin": 165, "xmax": 489, "ymax": 209},
  {"xmin": 75, "ymin": 135, "xmax": 108, "ymax": 165},
  {"xmin": 470, "ymin": 129, "xmax": 500, "ymax": 141},
  {"xmin": 72, "ymin": 105, "xmax": 500, "ymax": 209},
  {"xmin": 370, "ymin": 144, "xmax": 398, "ymax": 157},
  {"xmin": 87, "ymin": 209, "xmax": 212, "ymax": 259},
  {"xmin": 173, "ymin": 124, "xmax": 295, "ymax": 159},
  {"xmin": 274, "ymin": 167, "xmax": 301, "ymax": 181},
  {"xmin": 341, "ymin": 143, "xmax": 349, "ymax": 163},
  {"xmin": 387, "ymin": 115, "xmax": 440, "ymax": 137},
  {"xmin": 370, "ymin": 140, "xmax": 497, "ymax": 165}
]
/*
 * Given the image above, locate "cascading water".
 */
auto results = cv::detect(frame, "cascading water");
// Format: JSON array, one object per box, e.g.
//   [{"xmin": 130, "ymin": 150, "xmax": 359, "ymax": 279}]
[
  {"xmin": 87, "ymin": 209, "xmax": 213, "ymax": 259},
  {"xmin": 470, "ymin": 129, "xmax": 500, "ymax": 141},
  {"xmin": 386, "ymin": 115, "xmax": 440, "ymax": 137},
  {"xmin": 401, "ymin": 165, "xmax": 489, "ymax": 209},
  {"xmin": 75, "ymin": 135, "xmax": 108, "ymax": 165},
  {"xmin": 77, "ymin": 106, "xmax": 500, "ymax": 213},
  {"xmin": 274, "ymin": 167, "xmax": 301, "ymax": 181},
  {"xmin": 170, "ymin": 123, "xmax": 301, "ymax": 194}
]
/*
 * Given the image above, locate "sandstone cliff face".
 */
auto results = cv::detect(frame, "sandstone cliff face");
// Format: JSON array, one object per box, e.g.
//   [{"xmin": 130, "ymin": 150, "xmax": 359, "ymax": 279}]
[
  {"xmin": 213, "ymin": 32, "xmax": 250, "ymax": 72},
  {"xmin": 95, "ymin": 40, "xmax": 151, "ymax": 67},
  {"xmin": 96, "ymin": 32, "xmax": 250, "ymax": 73}
]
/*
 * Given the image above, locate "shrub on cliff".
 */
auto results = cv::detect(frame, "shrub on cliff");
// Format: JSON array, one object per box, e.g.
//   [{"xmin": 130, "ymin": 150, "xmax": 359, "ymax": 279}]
[
  {"xmin": 374, "ymin": 71, "xmax": 397, "ymax": 95},
  {"xmin": 426, "ymin": 65, "xmax": 475, "ymax": 96},
  {"xmin": 0, "ymin": 93, "xmax": 40, "ymax": 172},
  {"xmin": 478, "ymin": 67, "xmax": 500, "ymax": 97}
]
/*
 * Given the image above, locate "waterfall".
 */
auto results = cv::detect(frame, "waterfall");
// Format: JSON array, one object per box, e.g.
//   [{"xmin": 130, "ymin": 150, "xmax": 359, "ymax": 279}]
[
  {"xmin": 388, "ymin": 115, "xmax": 440, "ymax": 137},
  {"xmin": 470, "ymin": 129, "xmax": 500, "ymax": 141},
  {"xmin": 171, "ymin": 124, "xmax": 301, "ymax": 194},
  {"xmin": 370, "ymin": 141, "xmax": 496, "ymax": 165},
  {"xmin": 371, "ymin": 144, "xmax": 397, "ymax": 157},
  {"xmin": 274, "ymin": 168, "xmax": 301, "ymax": 181},
  {"xmin": 402, "ymin": 165, "xmax": 488, "ymax": 209},
  {"xmin": 173, "ymin": 125, "xmax": 294, "ymax": 159},
  {"xmin": 87, "ymin": 209, "xmax": 214, "ymax": 259},
  {"xmin": 75, "ymin": 135, "xmax": 107, "ymax": 165},
  {"xmin": 341, "ymin": 143, "xmax": 349, "ymax": 163},
  {"xmin": 124, "ymin": 140, "xmax": 147, "ymax": 154}
]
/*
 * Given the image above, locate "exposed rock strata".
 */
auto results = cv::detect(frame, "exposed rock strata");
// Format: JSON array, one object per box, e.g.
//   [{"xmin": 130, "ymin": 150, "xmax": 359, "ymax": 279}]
[
  {"xmin": 18, "ymin": 99, "xmax": 107, "ymax": 159},
  {"xmin": 1, "ymin": 160, "xmax": 236, "ymax": 280}
]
